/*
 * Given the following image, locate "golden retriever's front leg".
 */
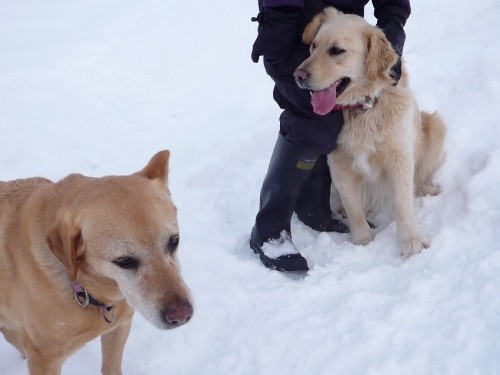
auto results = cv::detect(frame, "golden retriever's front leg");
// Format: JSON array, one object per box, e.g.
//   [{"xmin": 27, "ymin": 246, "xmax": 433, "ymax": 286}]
[
  {"xmin": 328, "ymin": 154, "xmax": 373, "ymax": 245},
  {"xmin": 101, "ymin": 321, "xmax": 132, "ymax": 375},
  {"xmin": 388, "ymin": 155, "xmax": 429, "ymax": 257}
]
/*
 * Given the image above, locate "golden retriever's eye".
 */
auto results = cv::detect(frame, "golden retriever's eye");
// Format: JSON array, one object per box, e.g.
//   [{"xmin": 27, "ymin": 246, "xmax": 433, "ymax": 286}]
[
  {"xmin": 311, "ymin": 42, "xmax": 316, "ymax": 50},
  {"xmin": 168, "ymin": 235, "xmax": 180, "ymax": 253},
  {"xmin": 329, "ymin": 46, "xmax": 345, "ymax": 56},
  {"xmin": 113, "ymin": 256, "xmax": 140, "ymax": 270}
]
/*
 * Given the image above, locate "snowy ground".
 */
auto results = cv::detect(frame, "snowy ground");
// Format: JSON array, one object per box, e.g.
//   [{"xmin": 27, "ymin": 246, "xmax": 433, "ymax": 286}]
[{"xmin": 1, "ymin": 0, "xmax": 500, "ymax": 374}]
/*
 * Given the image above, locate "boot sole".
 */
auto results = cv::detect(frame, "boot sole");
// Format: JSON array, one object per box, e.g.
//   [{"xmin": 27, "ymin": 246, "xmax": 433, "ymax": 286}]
[{"xmin": 250, "ymin": 241, "xmax": 309, "ymax": 273}]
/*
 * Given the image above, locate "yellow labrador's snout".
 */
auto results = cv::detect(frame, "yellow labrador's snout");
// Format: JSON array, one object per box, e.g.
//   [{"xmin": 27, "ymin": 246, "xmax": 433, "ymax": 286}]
[{"xmin": 162, "ymin": 297, "xmax": 193, "ymax": 329}]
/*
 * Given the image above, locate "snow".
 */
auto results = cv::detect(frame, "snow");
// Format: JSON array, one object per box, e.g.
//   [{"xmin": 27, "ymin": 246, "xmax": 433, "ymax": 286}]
[{"xmin": 1, "ymin": 0, "xmax": 500, "ymax": 374}]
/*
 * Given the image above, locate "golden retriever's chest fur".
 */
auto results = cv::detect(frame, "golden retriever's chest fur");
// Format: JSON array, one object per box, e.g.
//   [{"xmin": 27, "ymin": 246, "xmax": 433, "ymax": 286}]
[
  {"xmin": 335, "ymin": 89, "xmax": 416, "ymax": 181},
  {"xmin": 338, "ymin": 112, "xmax": 381, "ymax": 179}
]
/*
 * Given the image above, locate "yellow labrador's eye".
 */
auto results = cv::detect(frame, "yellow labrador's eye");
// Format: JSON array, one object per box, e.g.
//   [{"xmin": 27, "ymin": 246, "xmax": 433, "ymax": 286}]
[
  {"xmin": 311, "ymin": 42, "xmax": 316, "ymax": 50},
  {"xmin": 168, "ymin": 234, "xmax": 180, "ymax": 253},
  {"xmin": 113, "ymin": 257, "xmax": 140, "ymax": 270}
]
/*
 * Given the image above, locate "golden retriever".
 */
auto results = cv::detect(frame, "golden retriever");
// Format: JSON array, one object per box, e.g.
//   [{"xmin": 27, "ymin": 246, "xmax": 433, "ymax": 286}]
[
  {"xmin": 294, "ymin": 7, "xmax": 446, "ymax": 257},
  {"xmin": 0, "ymin": 151, "xmax": 193, "ymax": 375}
]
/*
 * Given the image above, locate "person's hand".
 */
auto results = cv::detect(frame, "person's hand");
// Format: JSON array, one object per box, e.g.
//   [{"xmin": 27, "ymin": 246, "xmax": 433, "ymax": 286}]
[
  {"xmin": 377, "ymin": 17, "xmax": 406, "ymax": 86},
  {"xmin": 251, "ymin": 7, "xmax": 301, "ymax": 64},
  {"xmin": 390, "ymin": 57, "xmax": 402, "ymax": 86}
]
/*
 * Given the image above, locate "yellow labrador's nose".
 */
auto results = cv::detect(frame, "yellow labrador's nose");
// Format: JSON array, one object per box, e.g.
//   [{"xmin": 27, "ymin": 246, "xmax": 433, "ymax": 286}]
[{"xmin": 162, "ymin": 297, "xmax": 193, "ymax": 329}]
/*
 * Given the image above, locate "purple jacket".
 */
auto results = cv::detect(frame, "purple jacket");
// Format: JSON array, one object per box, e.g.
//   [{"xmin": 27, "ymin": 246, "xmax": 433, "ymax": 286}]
[{"xmin": 262, "ymin": 0, "xmax": 411, "ymax": 24}]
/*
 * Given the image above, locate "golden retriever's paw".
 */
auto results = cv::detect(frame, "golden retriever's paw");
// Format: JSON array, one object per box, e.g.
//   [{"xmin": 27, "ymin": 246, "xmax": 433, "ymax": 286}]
[
  {"xmin": 401, "ymin": 236, "xmax": 430, "ymax": 257},
  {"xmin": 416, "ymin": 184, "xmax": 441, "ymax": 196},
  {"xmin": 351, "ymin": 230, "xmax": 374, "ymax": 246}
]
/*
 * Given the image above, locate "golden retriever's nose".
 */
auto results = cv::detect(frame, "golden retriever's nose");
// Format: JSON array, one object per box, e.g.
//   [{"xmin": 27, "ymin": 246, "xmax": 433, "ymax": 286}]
[
  {"xmin": 293, "ymin": 68, "xmax": 310, "ymax": 84},
  {"xmin": 163, "ymin": 298, "xmax": 193, "ymax": 328}
]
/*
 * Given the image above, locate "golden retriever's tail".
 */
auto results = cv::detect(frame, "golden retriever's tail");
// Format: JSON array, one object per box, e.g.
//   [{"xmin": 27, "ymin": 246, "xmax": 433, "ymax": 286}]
[{"xmin": 415, "ymin": 111, "xmax": 447, "ymax": 196}]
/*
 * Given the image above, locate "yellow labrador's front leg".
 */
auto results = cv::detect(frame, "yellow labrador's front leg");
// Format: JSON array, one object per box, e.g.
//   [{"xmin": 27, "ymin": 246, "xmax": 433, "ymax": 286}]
[
  {"xmin": 100, "ymin": 321, "xmax": 132, "ymax": 375},
  {"xmin": 26, "ymin": 351, "xmax": 64, "ymax": 375}
]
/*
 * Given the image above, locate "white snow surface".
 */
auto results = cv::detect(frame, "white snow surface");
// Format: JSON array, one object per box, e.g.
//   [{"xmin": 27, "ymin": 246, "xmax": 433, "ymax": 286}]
[{"xmin": 1, "ymin": 0, "xmax": 500, "ymax": 374}]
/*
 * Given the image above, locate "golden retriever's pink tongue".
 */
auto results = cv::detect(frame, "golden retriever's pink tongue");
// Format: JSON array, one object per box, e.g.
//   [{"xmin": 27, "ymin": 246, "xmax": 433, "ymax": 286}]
[{"xmin": 312, "ymin": 87, "xmax": 337, "ymax": 115}]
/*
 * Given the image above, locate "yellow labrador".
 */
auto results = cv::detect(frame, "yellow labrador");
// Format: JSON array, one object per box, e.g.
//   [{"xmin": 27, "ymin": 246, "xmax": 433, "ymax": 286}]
[
  {"xmin": 294, "ymin": 8, "xmax": 446, "ymax": 257},
  {"xmin": 0, "ymin": 151, "xmax": 193, "ymax": 375}
]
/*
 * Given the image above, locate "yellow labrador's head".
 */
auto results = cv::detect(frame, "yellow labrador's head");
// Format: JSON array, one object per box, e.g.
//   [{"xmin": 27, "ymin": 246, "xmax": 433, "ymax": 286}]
[
  {"xmin": 294, "ymin": 7, "xmax": 398, "ymax": 115},
  {"xmin": 46, "ymin": 151, "xmax": 193, "ymax": 330}
]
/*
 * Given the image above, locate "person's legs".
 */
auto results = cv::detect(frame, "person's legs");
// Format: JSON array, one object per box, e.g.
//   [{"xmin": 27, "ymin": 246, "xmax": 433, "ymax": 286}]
[
  {"xmin": 295, "ymin": 155, "xmax": 349, "ymax": 233},
  {"xmin": 272, "ymin": 71, "xmax": 348, "ymax": 234},
  {"xmin": 250, "ymin": 133, "xmax": 318, "ymax": 272}
]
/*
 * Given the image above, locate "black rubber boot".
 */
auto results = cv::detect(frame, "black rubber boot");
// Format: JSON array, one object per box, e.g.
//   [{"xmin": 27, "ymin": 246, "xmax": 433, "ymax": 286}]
[
  {"xmin": 250, "ymin": 133, "xmax": 318, "ymax": 272},
  {"xmin": 295, "ymin": 155, "xmax": 349, "ymax": 233}
]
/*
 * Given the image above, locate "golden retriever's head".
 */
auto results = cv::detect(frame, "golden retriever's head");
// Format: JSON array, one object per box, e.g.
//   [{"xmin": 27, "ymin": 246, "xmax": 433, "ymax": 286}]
[
  {"xmin": 294, "ymin": 7, "xmax": 398, "ymax": 115},
  {"xmin": 46, "ymin": 151, "xmax": 193, "ymax": 330}
]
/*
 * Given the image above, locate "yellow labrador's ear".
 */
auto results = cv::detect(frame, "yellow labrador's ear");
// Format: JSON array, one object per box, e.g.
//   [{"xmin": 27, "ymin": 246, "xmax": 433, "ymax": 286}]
[
  {"xmin": 136, "ymin": 150, "xmax": 170, "ymax": 185},
  {"xmin": 365, "ymin": 27, "xmax": 399, "ymax": 83},
  {"xmin": 302, "ymin": 11, "xmax": 326, "ymax": 45},
  {"xmin": 46, "ymin": 213, "xmax": 83, "ymax": 282}
]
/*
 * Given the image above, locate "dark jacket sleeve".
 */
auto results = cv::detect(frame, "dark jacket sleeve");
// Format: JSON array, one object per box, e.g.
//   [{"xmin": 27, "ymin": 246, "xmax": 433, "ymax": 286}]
[
  {"xmin": 372, "ymin": 0, "xmax": 410, "ymax": 25},
  {"xmin": 262, "ymin": 0, "xmax": 304, "ymax": 7},
  {"xmin": 251, "ymin": 3, "xmax": 303, "ymax": 64},
  {"xmin": 373, "ymin": 0, "xmax": 411, "ymax": 56}
]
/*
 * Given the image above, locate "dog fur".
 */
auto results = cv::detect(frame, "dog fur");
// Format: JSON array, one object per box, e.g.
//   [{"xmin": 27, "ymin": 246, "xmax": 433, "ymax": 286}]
[
  {"xmin": 0, "ymin": 151, "xmax": 193, "ymax": 375},
  {"xmin": 295, "ymin": 8, "xmax": 446, "ymax": 257}
]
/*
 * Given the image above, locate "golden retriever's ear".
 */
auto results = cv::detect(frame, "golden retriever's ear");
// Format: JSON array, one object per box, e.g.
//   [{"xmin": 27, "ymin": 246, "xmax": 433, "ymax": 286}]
[
  {"xmin": 365, "ymin": 27, "xmax": 398, "ymax": 83},
  {"xmin": 46, "ymin": 214, "xmax": 82, "ymax": 282},
  {"xmin": 136, "ymin": 150, "xmax": 170, "ymax": 185},
  {"xmin": 302, "ymin": 11, "xmax": 326, "ymax": 45},
  {"xmin": 303, "ymin": 7, "xmax": 342, "ymax": 45}
]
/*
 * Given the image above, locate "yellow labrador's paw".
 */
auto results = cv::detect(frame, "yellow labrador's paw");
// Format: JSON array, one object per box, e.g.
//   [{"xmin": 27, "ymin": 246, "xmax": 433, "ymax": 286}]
[{"xmin": 401, "ymin": 236, "xmax": 430, "ymax": 258}]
